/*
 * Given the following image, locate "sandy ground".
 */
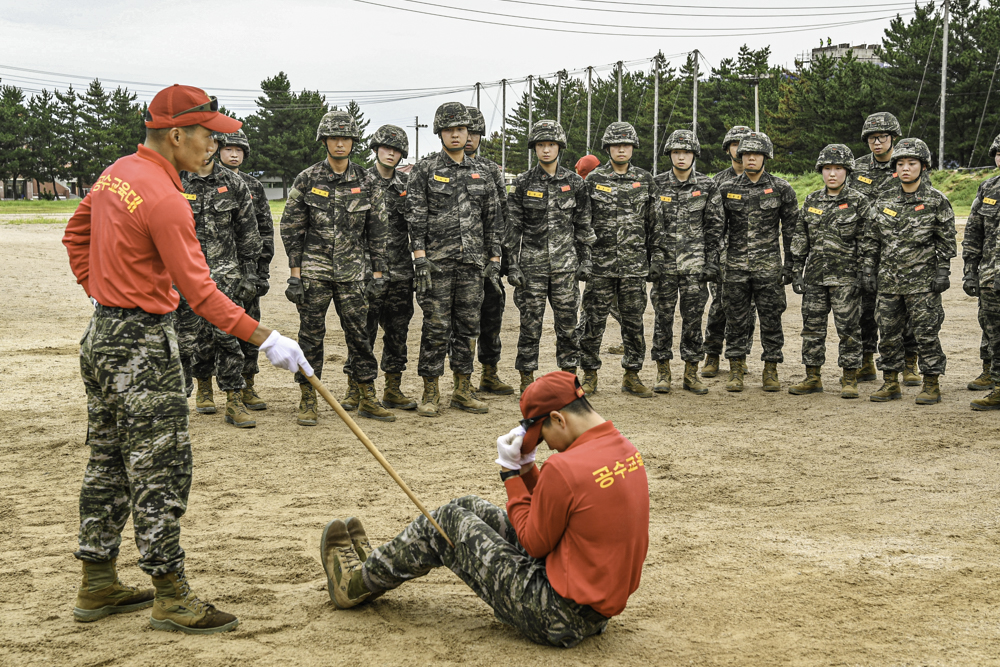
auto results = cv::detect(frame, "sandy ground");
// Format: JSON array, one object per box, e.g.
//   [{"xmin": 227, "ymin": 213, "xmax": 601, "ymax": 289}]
[{"xmin": 3, "ymin": 220, "xmax": 1000, "ymax": 667}]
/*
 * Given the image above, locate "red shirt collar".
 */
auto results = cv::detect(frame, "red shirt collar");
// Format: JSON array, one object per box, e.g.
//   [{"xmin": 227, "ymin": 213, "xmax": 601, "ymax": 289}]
[
  {"xmin": 136, "ymin": 144, "xmax": 184, "ymax": 192},
  {"xmin": 566, "ymin": 420, "xmax": 617, "ymax": 452}
]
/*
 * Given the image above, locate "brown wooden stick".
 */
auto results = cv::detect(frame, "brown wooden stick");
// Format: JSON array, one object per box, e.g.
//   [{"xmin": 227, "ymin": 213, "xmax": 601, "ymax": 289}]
[{"xmin": 306, "ymin": 374, "xmax": 454, "ymax": 548}]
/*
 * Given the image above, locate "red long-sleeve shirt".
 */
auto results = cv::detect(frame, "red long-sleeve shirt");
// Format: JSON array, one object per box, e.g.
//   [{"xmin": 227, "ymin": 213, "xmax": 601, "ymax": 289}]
[
  {"xmin": 504, "ymin": 420, "xmax": 649, "ymax": 618},
  {"xmin": 62, "ymin": 145, "xmax": 257, "ymax": 341}
]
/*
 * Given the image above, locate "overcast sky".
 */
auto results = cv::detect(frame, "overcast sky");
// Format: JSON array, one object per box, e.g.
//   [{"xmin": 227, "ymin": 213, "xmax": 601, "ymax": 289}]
[{"xmin": 1, "ymin": 0, "xmax": 917, "ymax": 158}]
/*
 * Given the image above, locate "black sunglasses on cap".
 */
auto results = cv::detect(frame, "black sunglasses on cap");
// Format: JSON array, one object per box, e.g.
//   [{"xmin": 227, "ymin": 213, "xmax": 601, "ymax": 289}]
[
  {"xmin": 519, "ymin": 414, "xmax": 545, "ymax": 429},
  {"xmin": 172, "ymin": 96, "xmax": 219, "ymax": 119}
]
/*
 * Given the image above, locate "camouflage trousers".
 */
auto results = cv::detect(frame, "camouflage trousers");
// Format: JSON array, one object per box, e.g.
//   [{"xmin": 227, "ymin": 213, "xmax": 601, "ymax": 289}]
[
  {"xmin": 977, "ymin": 290, "xmax": 1000, "ymax": 381},
  {"xmin": 512, "ymin": 272, "xmax": 581, "ymax": 372},
  {"xmin": 861, "ymin": 292, "xmax": 918, "ymax": 356},
  {"xmin": 295, "ymin": 278, "xmax": 377, "ymax": 385},
  {"xmin": 362, "ymin": 495, "xmax": 608, "ymax": 648},
  {"xmin": 723, "ymin": 275, "xmax": 786, "ymax": 362},
  {"xmin": 477, "ymin": 277, "xmax": 505, "ymax": 366},
  {"xmin": 76, "ymin": 306, "xmax": 191, "ymax": 576},
  {"xmin": 875, "ymin": 292, "xmax": 946, "ymax": 375},
  {"xmin": 799, "ymin": 285, "xmax": 863, "ymax": 368},
  {"xmin": 241, "ymin": 295, "xmax": 261, "ymax": 376},
  {"xmin": 978, "ymin": 297, "xmax": 993, "ymax": 363},
  {"xmin": 174, "ymin": 293, "xmax": 198, "ymax": 397},
  {"xmin": 704, "ymin": 280, "xmax": 756, "ymax": 357},
  {"xmin": 175, "ymin": 281, "xmax": 246, "ymax": 392},
  {"xmin": 575, "ymin": 292, "xmax": 622, "ymax": 342},
  {"xmin": 415, "ymin": 259, "xmax": 484, "ymax": 377},
  {"xmin": 580, "ymin": 277, "xmax": 647, "ymax": 371},
  {"xmin": 651, "ymin": 274, "xmax": 709, "ymax": 363},
  {"xmin": 367, "ymin": 279, "xmax": 415, "ymax": 374}
]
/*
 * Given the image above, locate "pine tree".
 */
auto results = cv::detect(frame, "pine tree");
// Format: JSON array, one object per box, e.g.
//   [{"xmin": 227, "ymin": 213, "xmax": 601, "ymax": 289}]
[
  {"xmin": 107, "ymin": 86, "xmax": 143, "ymax": 160},
  {"xmin": 345, "ymin": 99, "xmax": 373, "ymax": 168},
  {"xmin": 55, "ymin": 86, "xmax": 87, "ymax": 195},
  {"xmin": 25, "ymin": 89, "xmax": 64, "ymax": 198},
  {"xmin": 0, "ymin": 83, "xmax": 28, "ymax": 198}
]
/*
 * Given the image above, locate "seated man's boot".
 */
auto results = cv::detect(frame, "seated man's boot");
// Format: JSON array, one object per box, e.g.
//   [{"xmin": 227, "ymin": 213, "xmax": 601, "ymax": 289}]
[
  {"xmin": 298, "ymin": 383, "xmax": 318, "ymax": 426},
  {"xmin": 762, "ymin": 361, "xmax": 781, "ymax": 392},
  {"xmin": 417, "ymin": 376, "xmax": 441, "ymax": 418},
  {"xmin": 840, "ymin": 368, "xmax": 859, "ymax": 399},
  {"xmin": 654, "ymin": 360, "xmax": 671, "ymax": 394},
  {"xmin": 240, "ymin": 373, "xmax": 267, "ymax": 411},
  {"xmin": 320, "ymin": 519, "xmax": 372, "ymax": 609},
  {"xmin": 622, "ymin": 370, "xmax": 654, "ymax": 398},
  {"xmin": 150, "ymin": 569, "xmax": 239, "ymax": 634},
  {"xmin": 968, "ymin": 360, "xmax": 995, "ymax": 391},
  {"xmin": 789, "ymin": 366, "xmax": 823, "ymax": 395},
  {"xmin": 451, "ymin": 373, "xmax": 489, "ymax": 414},
  {"xmin": 195, "ymin": 377, "xmax": 216, "ymax": 414},
  {"xmin": 345, "ymin": 516, "xmax": 384, "ymax": 601},
  {"xmin": 581, "ymin": 369, "xmax": 598, "ymax": 395},
  {"xmin": 683, "ymin": 361, "xmax": 708, "ymax": 395},
  {"xmin": 902, "ymin": 354, "xmax": 921, "ymax": 387},
  {"xmin": 358, "ymin": 380, "xmax": 396, "ymax": 422},
  {"xmin": 725, "ymin": 357, "xmax": 746, "ymax": 392},
  {"xmin": 382, "ymin": 372, "xmax": 417, "ymax": 410},
  {"xmin": 857, "ymin": 353, "xmax": 877, "ymax": 382},
  {"xmin": 870, "ymin": 371, "xmax": 902, "ymax": 402},
  {"xmin": 701, "ymin": 354, "xmax": 720, "ymax": 378},
  {"xmin": 915, "ymin": 374, "xmax": 941, "ymax": 405},
  {"xmin": 73, "ymin": 558, "xmax": 154, "ymax": 622},
  {"xmin": 479, "ymin": 364, "xmax": 514, "ymax": 395},
  {"xmin": 340, "ymin": 377, "xmax": 360, "ymax": 412},
  {"xmin": 225, "ymin": 391, "xmax": 256, "ymax": 428},
  {"xmin": 519, "ymin": 370, "xmax": 534, "ymax": 395}
]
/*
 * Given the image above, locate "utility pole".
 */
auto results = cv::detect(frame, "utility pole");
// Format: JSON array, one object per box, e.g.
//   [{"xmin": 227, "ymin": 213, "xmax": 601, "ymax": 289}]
[
  {"xmin": 653, "ymin": 52, "xmax": 663, "ymax": 175},
  {"xmin": 501, "ymin": 79, "xmax": 507, "ymax": 176},
  {"xmin": 739, "ymin": 74, "xmax": 771, "ymax": 132},
  {"xmin": 692, "ymin": 50, "xmax": 699, "ymax": 136},
  {"xmin": 617, "ymin": 61, "xmax": 623, "ymax": 121},
  {"xmin": 409, "ymin": 116, "xmax": 427, "ymax": 162},
  {"xmin": 587, "ymin": 66, "xmax": 593, "ymax": 152},
  {"xmin": 557, "ymin": 69, "xmax": 567, "ymax": 124},
  {"xmin": 475, "ymin": 82, "xmax": 481, "ymax": 110},
  {"xmin": 939, "ymin": 0, "xmax": 949, "ymax": 168},
  {"xmin": 528, "ymin": 75, "xmax": 534, "ymax": 168}
]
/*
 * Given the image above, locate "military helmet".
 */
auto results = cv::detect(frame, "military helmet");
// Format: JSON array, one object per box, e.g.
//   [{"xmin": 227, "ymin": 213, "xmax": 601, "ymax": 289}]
[
  {"xmin": 890, "ymin": 137, "xmax": 933, "ymax": 170},
  {"xmin": 601, "ymin": 121, "xmax": 640, "ymax": 151},
  {"xmin": 736, "ymin": 132, "xmax": 774, "ymax": 160},
  {"xmin": 434, "ymin": 102, "xmax": 472, "ymax": 134},
  {"xmin": 465, "ymin": 106, "xmax": 486, "ymax": 135},
  {"xmin": 664, "ymin": 129, "xmax": 701, "ymax": 158},
  {"xmin": 989, "ymin": 134, "xmax": 1000, "ymax": 160},
  {"xmin": 814, "ymin": 143, "xmax": 855, "ymax": 173},
  {"xmin": 316, "ymin": 109, "xmax": 361, "ymax": 143},
  {"xmin": 528, "ymin": 119, "xmax": 567, "ymax": 149},
  {"xmin": 722, "ymin": 125, "xmax": 753, "ymax": 154},
  {"xmin": 369, "ymin": 124, "xmax": 409, "ymax": 159},
  {"xmin": 215, "ymin": 129, "xmax": 251, "ymax": 159},
  {"xmin": 861, "ymin": 112, "xmax": 902, "ymax": 142}
]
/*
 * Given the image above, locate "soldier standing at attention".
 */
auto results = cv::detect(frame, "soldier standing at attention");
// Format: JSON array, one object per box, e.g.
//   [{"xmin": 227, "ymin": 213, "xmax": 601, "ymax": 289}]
[
  {"xmin": 649, "ymin": 130, "xmax": 723, "ymax": 395},
  {"xmin": 506, "ymin": 120, "xmax": 595, "ymax": 393},
  {"xmin": 216, "ymin": 129, "xmax": 274, "ymax": 412},
  {"xmin": 280, "ymin": 110, "xmax": 393, "ymax": 424},
  {"xmin": 718, "ymin": 132, "xmax": 799, "ymax": 392},
  {"xmin": 406, "ymin": 102, "xmax": 503, "ymax": 417},
  {"xmin": 861, "ymin": 138, "xmax": 956, "ymax": 405},
  {"xmin": 788, "ymin": 145, "xmax": 873, "ymax": 399}
]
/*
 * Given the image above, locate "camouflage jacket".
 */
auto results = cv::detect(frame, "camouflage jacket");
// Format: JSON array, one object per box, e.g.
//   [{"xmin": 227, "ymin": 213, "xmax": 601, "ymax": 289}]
[
  {"xmin": 406, "ymin": 149, "xmax": 502, "ymax": 268},
  {"xmin": 712, "ymin": 166, "xmax": 741, "ymax": 189},
  {"xmin": 652, "ymin": 169, "xmax": 724, "ymax": 275},
  {"xmin": 280, "ymin": 159, "xmax": 388, "ymax": 283},
  {"xmin": 235, "ymin": 170, "xmax": 274, "ymax": 279},
  {"xmin": 471, "ymin": 155, "xmax": 510, "ymax": 272},
  {"xmin": 850, "ymin": 152, "xmax": 931, "ymax": 200},
  {"xmin": 962, "ymin": 174, "xmax": 1000, "ymax": 286},
  {"xmin": 586, "ymin": 161, "xmax": 661, "ymax": 278},
  {"xmin": 506, "ymin": 164, "xmax": 595, "ymax": 275},
  {"xmin": 180, "ymin": 163, "xmax": 261, "ymax": 286},
  {"xmin": 861, "ymin": 180, "xmax": 957, "ymax": 295},
  {"xmin": 720, "ymin": 171, "xmax": 798, "ymax": 281},
  {"xmin": 791, "ymin": 187, "xmax": 874, "ymax": 287},
  {"xmin": 365, "ymin": 165, "xmax": 412, "ymax": 282}
]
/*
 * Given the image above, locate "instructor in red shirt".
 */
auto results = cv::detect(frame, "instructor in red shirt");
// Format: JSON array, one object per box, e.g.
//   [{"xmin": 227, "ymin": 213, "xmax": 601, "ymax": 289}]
[
  {"xmin": 317, "ymin": 371, "xmax": 650, "ymax": 647},
  {"xmin": 63, "ymin": 85, "xmax": 311, "ymax": 635}
]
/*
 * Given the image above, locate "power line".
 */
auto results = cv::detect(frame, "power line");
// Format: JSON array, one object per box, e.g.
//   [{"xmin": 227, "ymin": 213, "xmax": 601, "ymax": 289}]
[
  {"xmin": 552, "ymin": 0, "xmax": 912, "ymax": 9},
  {"xmin": 495, "ymin": 0, "xmax": 913, "ymax": 18}
]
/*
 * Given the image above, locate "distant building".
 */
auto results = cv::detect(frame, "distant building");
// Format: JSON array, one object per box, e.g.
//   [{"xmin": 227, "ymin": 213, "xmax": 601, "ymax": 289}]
[{"xmin": 798, "ymin": 43, "xmax": 883, "ymax": 66}]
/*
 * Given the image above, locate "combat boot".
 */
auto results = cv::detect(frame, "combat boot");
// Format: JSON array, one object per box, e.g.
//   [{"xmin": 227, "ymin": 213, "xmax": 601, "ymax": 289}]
[
  {"xmin": 607, "ymin": 343, "xmax": 624, "ymax": 355},
  {"xmin": 340, "ymin": 377, "xmax": 360, "ymax": 412},
  {"xmin": 451, "ymin": 373, "xmax": 489, "ymax": 414},
  {"xmin": 581, "ymin": 369, "xmax": 598, "ymax": 395},
  {"xmin": 870, "ymin": 371, "xmax": 902, "ymax": 402},
  {"xmin": 971, "ymin": 386, "xmax": 1000, "ymax": 411},
  {"xmin": 240, "ymin": 373, "xmax": 267, "ymax": 411},
  {"xmin": 382, "ymin": 372, "xmax": 417, "ymax": 410},
  {"xmin": 701, "ymin": 354, "xmax": 721, "ymax": 378},
  {"xmin": 563, "ymin": 366, "xmax": 577, "ymax": 377},
  {"xmin": 915, "ymin": 374, "xmax": 941, "ymax": 405},
  {"xmin": 298, "ymin": 383, "xmax": 318, "ymax": 426},
  {"xmin": 345, "ymin": 516, "xmax": 384, "ymax": 601},
  {"xmin": 902, "ymin": 354, "xmax": 921, "ymax": 386},
  {"xmin": 762, "ymin": 361, "xmax": 781, "ymax": 392},
  {"xmin": 195, "ymin": 377, "xmax": 216, "ymax": 414},
  {"xmin": 789, "ymin": 366, "xmax": 823, "ymax": 395},
  {"xmin": 968, "ymin": 360, "xmax": 995, "ymax": 391},
  {"xmin": 358, "ymin": 380, "xmax": 396, "ymax": 422},
  {"xmin": 150, "ymin": 569, "xmax": 239, "ymax": 634},
  {"xmin": 654, "ymin": 360, "xmax": 671, "ymax": 394},
  {"xmin": 73, "ymin": 559, "xmax": 154, "ymax": 622},
  {"xmin": 417, "ymin": 376, "xmax": 441, "ymax": 418},
  {"xmin": 840, "ymin": 368, "xmax": 859, "ymax": 399},
  {"xmin": 622, "ymin": 370, "xmax": 654, "ymax": 398},
  {"xmin": 479, "ymin": 364, "xmax": 514, "ymax": 395},
  {"xmin": 519, "ymin": 370, "xmax": 534, "ymax": 395},
  {"xmin": 857, "ymin": 353, "xmax": 877, "ymax": 382},
  {"xmin": 725, "ymin": 357, "xmax": 746, "ymax": 392},
  {"xmin": 320, "ymin": 519, "xmax": 372, "ymax": 609},
  {"xmin": 683, "ymin": 361, "xmax": 708, "ymax": 395},
  {"xmin": 225, "ymin": 391, "xmax": 256, "ymax": 428}
]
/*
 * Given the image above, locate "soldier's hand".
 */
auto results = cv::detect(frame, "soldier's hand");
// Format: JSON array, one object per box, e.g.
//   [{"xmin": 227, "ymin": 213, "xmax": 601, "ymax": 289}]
[
  {"xmin": 963, "ymin": 274, "xmax": 980, "ymax": 297},
  {"xmin": 791, "ymin": 275, "xmax": 805, "ymax": 295},
  {"xmin": 256, "ymin": 277, "xmax": 270, "ymax": 298},
  {"xmin": 414, "ymin": 256, "xmax": 437, "ymax": 296},
  {"xmin": 648, "ymin": 261, "xmax": 665, "ymax": 284},
  {"xmin": 575, "ymin": 260, "xmax": 593, "ymax": 282},
  {"xmin": 932, "ymin": 268, "xmax": 950, "ymax": 294},
  {"xmin": 483, "ymin": 260, "xmax": 503, "ymax": 294},
  {"xmin": 365, "ymin": 276, "xmax": 388, "ymax": 302},
  {"xmin": 862, "ymin": 266, "xmax": 877, "ymax": 294},
  {"xmin": 507, "ymin": 263, "xmax": 527, "ymax": 289},
  {"xmin": 781, "ymin": 266, "xmax": 794, "ymax": 285},
  {"xmin": 699, "ymin": 261, "xmax": 719, "ymax": 283},
  {"xmin": 236, "ymin": 272, "xmax": 258, "ymax": 303},
  {"xmin": 285, "ymin": 276, "xmax": 305, "ymax": 305}
]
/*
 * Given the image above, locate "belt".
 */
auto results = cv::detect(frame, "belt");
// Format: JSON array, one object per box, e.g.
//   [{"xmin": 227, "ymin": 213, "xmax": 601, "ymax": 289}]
[
  {"xmin": 94, "ymin": 303, "xmax": 172, "ymax": 324},
  {"xmin": 579, "ymin": 604, "xmax": 609, "ymax": 625}
]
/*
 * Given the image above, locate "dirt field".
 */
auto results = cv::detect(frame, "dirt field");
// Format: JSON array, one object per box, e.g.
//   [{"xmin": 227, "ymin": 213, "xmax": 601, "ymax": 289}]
[{"xmin": 4, "ymin": 220, "xmax": 1000, "ymax": 667}]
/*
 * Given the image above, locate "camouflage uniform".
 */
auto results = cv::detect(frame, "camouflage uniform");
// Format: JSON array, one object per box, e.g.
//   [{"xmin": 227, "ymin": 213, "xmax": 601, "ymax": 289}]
[
  {"xmin": 76, "ymin": 305, "xmax": 191, "ymax": 576},
  {"xmin": 507, "ymin": 163, "xmax": 595, "ymax": 371},
  {"xmin": 962, "ymin": 174, "xmax": 1000, "ymax": 381},
  {"xmin": 471, "ymin": 155, "xmax": 509, "ymax": 367},
  {"xmin": 362, "ymin": 495, "xmax": 607, "ymax": 648},
  {"xmin": 235, "ymin": 171, "xmax": 274, "ymax": 376},
  {"xmin": 650, "ymin": 169, "xmax": 723, "ymax": 362},
  {"xmin": 179, "ymin": 164, "xmax": 261, "ymax": 391}
]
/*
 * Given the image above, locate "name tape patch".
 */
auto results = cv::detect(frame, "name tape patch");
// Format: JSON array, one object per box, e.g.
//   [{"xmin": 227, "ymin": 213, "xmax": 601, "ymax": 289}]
[
  {"xmin": 526, "ymin": 190, "xmax": 544, "ymax": 198},
  {"xmin": 985, "ymin": 197, "xmax": 998, "ymax": 205},
  {"xmin": 807, "ymin": 207, "xmax": 824, "ymax": 215},
  {"xmin": 561, "ymin": 185, "xmax": 571, "ymax": 192},
  {"xmin": 311, "ymin": 187, "xmax": 329, "ymax": 197},
  {"xmin": 692, "ymin": 190, "xmax": 702, "ymax": 197},
  {"xmin": 660, "ymin": 196, "xmax": 672, "ymax": 202},
  {"xmin": 915, "ymin": 204, "xmax": 925, "ymax": 211},
  {"xmin": 351, "ymin": 187, "xmax": 361, "ymax": 194},
  {"xmin": 471, "ymin": 173, "xmax": 481, "ymax": 179},
  {"xmin": 764, "ymin": 188, "xmax": 773, "ymax": 194},
  {"xmin": 632, "ymin": 182, "xmax": 642, "ymax": 189},
  {"xmin": 183, "ymin": 193, "xmax": 197, "ymax": 201},
  {"xmin": 858, "ymin": 176, "xmax": 873, "ymax": 185},
  {"xmin": 217, "ymin": 186, "xmax": 228, "ymax": 194},
  {"xmin": 727, "ymin": 193, "xmax": 742, "ymax": 200},
  {"xmin": 595, "ymin": 184, "xmax": 613, "ymax": 193},
  {"xmin": 839, "ymin": 203, "xmax": 849, "ymax": 209},
  {"xmin": 434, "ymin": 174, "xmax": 450, "ymax": 183},
  {"xmin": 883, "ymin": 207, "xmax": 898, "ymax": 217}
]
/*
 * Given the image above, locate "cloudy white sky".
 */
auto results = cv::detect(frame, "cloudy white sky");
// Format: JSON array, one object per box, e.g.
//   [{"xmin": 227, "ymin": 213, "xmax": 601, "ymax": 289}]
[{"xmin": 1, "ymin": 0, "xmax": 918, "ymax": 155}]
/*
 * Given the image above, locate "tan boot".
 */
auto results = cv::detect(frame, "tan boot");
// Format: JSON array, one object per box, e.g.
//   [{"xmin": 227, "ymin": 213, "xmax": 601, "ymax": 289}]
[
  {"xmin": 683, "ymin": 361, "xmax": 708, "ymax": 395},
  {"xmin": 358, "ymin": 380, "xmax": 396, "ymax": 422},
  {"xmin": 150, "ymin": 569, "xmax": 239, "ymax": 634},
  {"xmin": 915, "ymin": 374, "xmax": 941, "ymax": 405},
  {"xmin": 902, "ymin": 354, "xmax": 921, "ymax": 386},
  {"xmin": 382, "ymin": 372, "xmax": 417, "ymax": 410},
  {"xmin": 195, "ymin": 377, "xmax": 216, "ymax": 414},
  {"xmin": 225, "ymin": 391, "xmax": 256, "ymax": 428},
  {"xmin": 581, "ymin": 369, "xmax": 598, "ymax": 395},
  {"xmin": 345, "ymin": 517, "xmax": 384, "ymax": 601},
  {"xmin": 622, "ymin": 370, "xmax": 654, "ymax": 398},
  {"xmin": 607, "ymin": 343, "xmax": 625, "ymax": 355},
  {"xmin": 240, "ymin": 373, "xmax": 267, "ymax": 411},
  {"xmin": 840, "ymin": 368, "xmax": 859, "ymax": 399},
  {"xmin": 968, "ymin": 360, "xmax": 995, "ymax": 391},
  {"xmin": 340, "ymin": 377, "xmax": 360, "ymax": 411},
  {"xmin": 298, "ymin": 383, "xmax": 318, "ymax": 426},
  {"xmin": 417, "ymin": 376, "xmax": 441, "ymax": 418},
  {"xmin": 451, "ymin": 373, "xmax": 489, "ymax": 413},
  {"xmin": 870, "ymin": 371, "xmax": 902, "ymax": 402},
  {"xmin": 725, "ymin": 357, "xmax": 746, "ymax": 392},
  {"xmin": 320, "ymin": 519, "xmax": 372, "ymax": 609},
  {"xmin": 971, "ymin": 386, "xmax": 1000, "ymax": 411},
  {"xmin": 789, "ymin": 366, "xmax": 823, "ymax": 395},
  {"xmin": 762, "ymin": 361, "xmax": 780, "ymax": 392},
  {"xmin": 858, "ymin": 353, "xmax": 877, "ymax": 382},
  {"xmin": 479, "ymin": 364, "xmax": 514, "ymax": 395},
  {"xmin": 73, "ymin": 559, "xmax": 154, "ymax": 622},
  {"xmin": 654, "ymin": 360, "xmax": 671, "ymax": 394},
  {"xmin": 563, "ymin": 366, "xmax": 577, "ymax": 377},
  {"xmin": 519, "ymin": 370, "xmax": 535, "ymax": 395},
  {"xmin": 701, "ymin": 354, "xmax": 720, "ymax": 378}
]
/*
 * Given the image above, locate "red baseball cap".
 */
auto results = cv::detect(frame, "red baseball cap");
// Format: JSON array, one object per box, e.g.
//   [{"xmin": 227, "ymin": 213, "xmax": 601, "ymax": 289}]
[
  {"xmin": 144, "ymin": 84, "xmax": 242, "ymax": 133},
  {"xmin": 518, "ymin": 371, "xmax": 586, "ymax": 454},
  {"xmin": 575, "ymin": 154, "xmax": 601, "ymax": 179}
]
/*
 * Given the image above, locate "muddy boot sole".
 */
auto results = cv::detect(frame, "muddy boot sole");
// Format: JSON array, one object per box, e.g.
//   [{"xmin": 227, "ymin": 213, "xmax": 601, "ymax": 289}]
[{"xmin": 149, "ymin": 616, "xmax": 239, "ymax": 635}]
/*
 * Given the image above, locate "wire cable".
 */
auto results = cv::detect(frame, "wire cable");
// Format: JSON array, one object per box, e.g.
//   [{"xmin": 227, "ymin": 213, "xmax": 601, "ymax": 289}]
[{"xmin": 495, "ymin": 0, "xmax": 913, "ymax": 18}]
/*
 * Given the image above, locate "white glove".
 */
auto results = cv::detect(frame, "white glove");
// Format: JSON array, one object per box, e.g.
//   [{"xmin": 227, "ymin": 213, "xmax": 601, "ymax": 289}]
[
  {"xmin": 520, "ymin": 446, "xmax": 537, "ymax": 467},
  {"xmin": 259, "ymin": 330, "xmax": 314, "ymax": 376},
  {"xmin": 495, "ymin": 425, "xmax": 526, "ymax": 470}
]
